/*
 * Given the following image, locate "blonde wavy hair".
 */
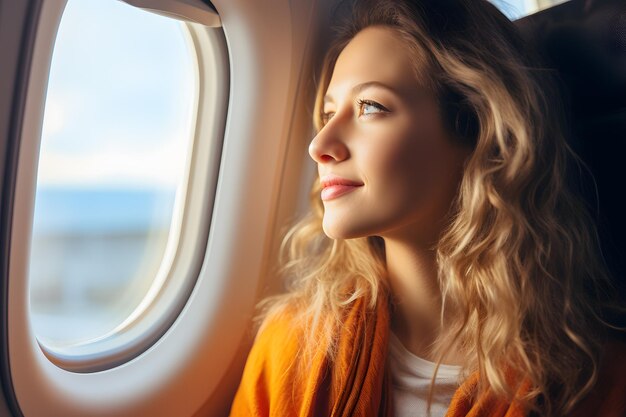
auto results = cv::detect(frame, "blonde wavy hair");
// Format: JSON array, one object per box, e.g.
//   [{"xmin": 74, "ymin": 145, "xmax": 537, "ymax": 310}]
[{"xmin": 257, "ymin": 0, "xmax": 620, "ymax": 415}]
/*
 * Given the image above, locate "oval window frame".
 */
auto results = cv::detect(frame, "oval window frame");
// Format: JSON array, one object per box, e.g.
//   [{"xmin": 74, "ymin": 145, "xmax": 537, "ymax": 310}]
[{"xmin": 15, "ymin": 0, "xmax": 229, "ymax": 373}]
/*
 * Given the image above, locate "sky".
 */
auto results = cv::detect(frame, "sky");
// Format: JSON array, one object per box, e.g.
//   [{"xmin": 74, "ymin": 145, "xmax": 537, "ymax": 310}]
[
  {"xmin": 491, "ymin": 0, "xmax": 570, "ymax": 20},
  {"xmin": 491, "ymin": 0, "xmax": 530, "ymax": 19},
  {"xmin": 39, "ymin": 0, "xmax": 195, "ymax": 190}
]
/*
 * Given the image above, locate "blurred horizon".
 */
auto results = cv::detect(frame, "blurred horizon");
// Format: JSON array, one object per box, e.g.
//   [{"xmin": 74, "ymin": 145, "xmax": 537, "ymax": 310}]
[{"xmin": 30, "ymin": 0, "xmax": 194, "ymax": 346}]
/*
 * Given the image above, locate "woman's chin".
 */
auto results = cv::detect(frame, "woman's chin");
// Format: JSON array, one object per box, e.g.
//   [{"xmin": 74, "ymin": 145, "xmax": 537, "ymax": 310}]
[{"xmin": 322, "ymin": 218, "xmax": 370, "ymax": 240}]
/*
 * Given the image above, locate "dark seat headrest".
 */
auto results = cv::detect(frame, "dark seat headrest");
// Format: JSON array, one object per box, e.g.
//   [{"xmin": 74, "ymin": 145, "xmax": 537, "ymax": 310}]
[
  {"xmin": 516, "ymin": 0, "xmax": 626, "ymax": 118},
  {"xmin": 516, "ymin": 0, "xmax": 626, "ymax": 294}
]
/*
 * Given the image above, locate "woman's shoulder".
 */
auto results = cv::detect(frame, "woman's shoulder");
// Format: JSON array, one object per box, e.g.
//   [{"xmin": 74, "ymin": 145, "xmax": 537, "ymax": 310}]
[
  {"xmin": 229, "ymin": 303, "xmax": 331, "ymax": 416},
  {"xmin": 597, "ymin": 337, "xmax": 626, "ymax": 392},
  {"xmin": 567, "ymin": 337, "xmax": 626, "ymax": 417},
  {"xmin": 244, "ymin": 304, "xmax": 307, "ymax": 374}
]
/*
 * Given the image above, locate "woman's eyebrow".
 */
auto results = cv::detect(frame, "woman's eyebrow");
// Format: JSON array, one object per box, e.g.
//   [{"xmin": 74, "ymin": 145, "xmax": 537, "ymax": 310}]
[{"xmin": 323, "ymin": 81, "xmax": 399, "ymax": 106}]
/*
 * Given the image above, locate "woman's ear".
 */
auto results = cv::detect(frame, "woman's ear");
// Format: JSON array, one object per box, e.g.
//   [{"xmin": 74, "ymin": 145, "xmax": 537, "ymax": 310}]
[{"xmin": 440, "ymin": 87, "xmax": 479, "ymax": 147}]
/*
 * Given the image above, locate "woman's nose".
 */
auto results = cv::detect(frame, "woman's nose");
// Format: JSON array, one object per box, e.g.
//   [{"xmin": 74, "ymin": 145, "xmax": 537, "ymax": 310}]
[{"xmin": 308, "ymin": 119, "xmax": 349, "ymax": 164}]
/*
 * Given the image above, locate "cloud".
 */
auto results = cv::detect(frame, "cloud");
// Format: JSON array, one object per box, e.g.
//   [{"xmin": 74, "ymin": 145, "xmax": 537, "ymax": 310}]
[
  {"xmin": 37, "ymin": 133, "xmax": 190, "ymax": 189},
  {"xmin": 37, "ymin": 0, "xmax": 197, "ymax": 190}
]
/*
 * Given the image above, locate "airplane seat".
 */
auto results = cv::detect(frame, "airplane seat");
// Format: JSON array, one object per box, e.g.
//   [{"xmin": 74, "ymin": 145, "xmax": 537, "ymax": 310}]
[{"xmin": 515, "ymin": 0, "xmax": 626, "ymax": 303}]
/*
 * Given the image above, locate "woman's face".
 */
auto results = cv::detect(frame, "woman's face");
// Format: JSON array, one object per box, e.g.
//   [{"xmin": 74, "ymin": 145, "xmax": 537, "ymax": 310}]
[{"xmin": 308, "ymin": 26, "xmax": 471, "ymax": 243}]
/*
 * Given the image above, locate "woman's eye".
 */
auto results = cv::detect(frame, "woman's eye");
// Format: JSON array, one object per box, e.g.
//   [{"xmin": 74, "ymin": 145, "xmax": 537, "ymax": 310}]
[{"xmin": 357, "ymin": 99, "xmax": 389, "ymax": 117}]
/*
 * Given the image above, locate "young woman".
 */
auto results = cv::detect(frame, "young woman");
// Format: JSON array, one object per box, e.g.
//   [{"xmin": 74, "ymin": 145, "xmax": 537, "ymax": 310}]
[{"xmin": 229, "ymin": 1, "xmax": 626, "ymax": 416}]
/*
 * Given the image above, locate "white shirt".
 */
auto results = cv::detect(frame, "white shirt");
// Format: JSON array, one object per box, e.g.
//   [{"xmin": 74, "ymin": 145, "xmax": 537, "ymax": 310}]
[{"xmin": 388, "ymin": 332, "xmax": 462, "ymax": 417}]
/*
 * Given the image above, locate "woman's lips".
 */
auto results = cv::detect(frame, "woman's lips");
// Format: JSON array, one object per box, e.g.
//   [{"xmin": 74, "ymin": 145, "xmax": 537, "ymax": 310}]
[
  {"xmin": 319, "ymin": 174, "xmax": 364, "ymax": 201},
  {"xmin": 321, "ymin": 184, "xmax": 362, "ymax": 201}
]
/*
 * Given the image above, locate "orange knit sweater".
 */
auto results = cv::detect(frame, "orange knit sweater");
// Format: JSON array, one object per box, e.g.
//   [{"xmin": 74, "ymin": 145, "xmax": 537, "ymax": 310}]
[{"xmin": 229, "ymin": 297, "xmax": 626, "ymax": 417}]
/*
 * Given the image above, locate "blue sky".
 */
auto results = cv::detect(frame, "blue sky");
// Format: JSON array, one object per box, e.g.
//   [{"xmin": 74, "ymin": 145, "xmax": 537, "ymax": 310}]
[
  {"xmin": 39, "ymin": 0, "xmax": 195, "ymax": 189},
  {"xmin": 491, "ymin": 0, "xmax": 528, "ymax": 19},
  {"xmin": 491, "ymin": 0, "xmax": 570, "ymax": 20}
]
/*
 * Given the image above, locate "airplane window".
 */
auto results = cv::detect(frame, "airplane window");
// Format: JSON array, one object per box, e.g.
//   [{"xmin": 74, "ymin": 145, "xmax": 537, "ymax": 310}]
[
  {"xmin": 489, "ymin": 0, "xmax": 569, "ymax": 19},
  {"xmin": 29, "ymin": 0, "xmax": 195, "ymax": 347}
]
